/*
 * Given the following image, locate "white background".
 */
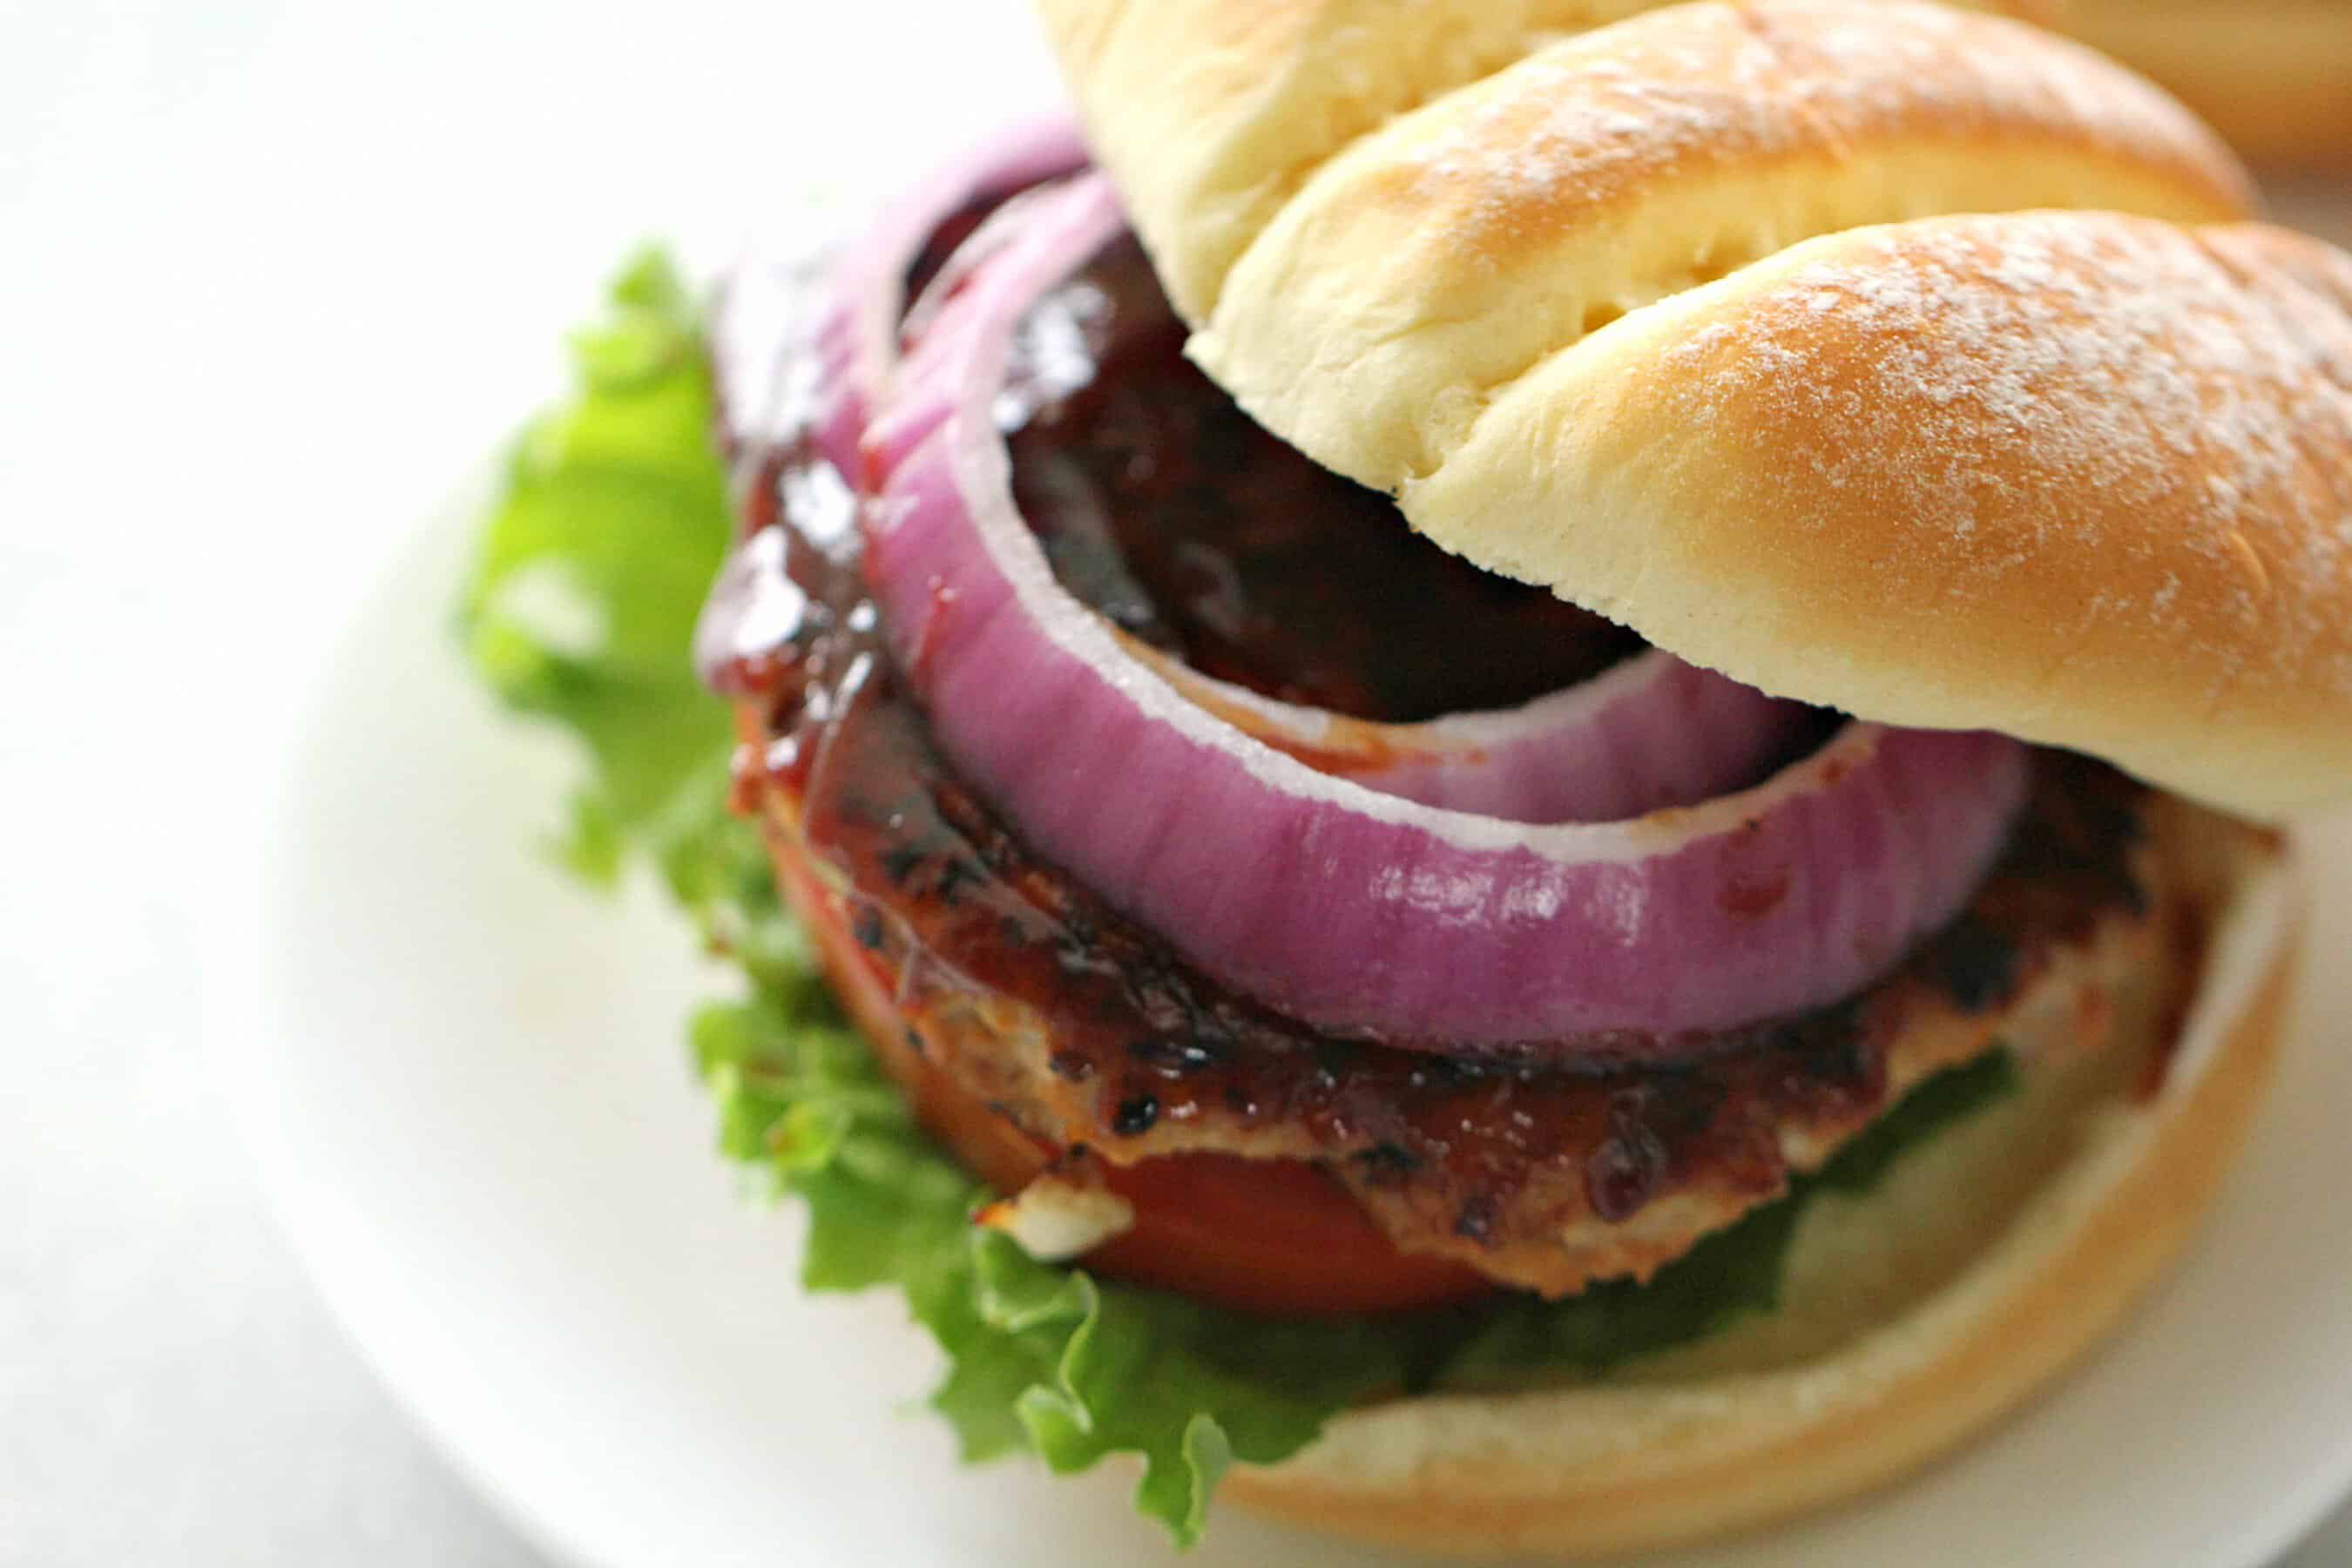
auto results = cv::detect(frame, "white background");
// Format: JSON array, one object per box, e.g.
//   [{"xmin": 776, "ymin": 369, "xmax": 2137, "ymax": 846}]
[{"xmin": 3, "ymin": 2, "xmax": 2349, "ymax": 1563}]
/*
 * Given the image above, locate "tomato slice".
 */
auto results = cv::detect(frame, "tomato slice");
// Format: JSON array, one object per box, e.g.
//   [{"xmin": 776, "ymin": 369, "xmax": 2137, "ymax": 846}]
[
  {"xmin": 1082, "ymin": 1151, "xmax": 1491, "ymax": 1316},
  {"xmin": 773, "ymin": 848, "xmax": 1491, "ymax": 1316}
]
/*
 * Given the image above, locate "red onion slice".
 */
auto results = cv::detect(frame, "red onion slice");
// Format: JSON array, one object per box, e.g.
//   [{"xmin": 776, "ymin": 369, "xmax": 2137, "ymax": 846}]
[
  {"xmin": 1136, "ymin": 639, "xmax": 1810, "ymax": 825},
  {"xmin": 809, "ymin": 118, "xmax": 1092, "ymax": 476},
  {"xmin": 859, "ymin": 173, "xmax": 2031, "ymax": 1050}
]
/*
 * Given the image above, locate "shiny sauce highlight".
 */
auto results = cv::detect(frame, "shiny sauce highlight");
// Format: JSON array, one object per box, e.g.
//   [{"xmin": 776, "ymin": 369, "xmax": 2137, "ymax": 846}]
[{"xmin": 999, "ymin": 235, "xmax": 1639, "ymax": 722}]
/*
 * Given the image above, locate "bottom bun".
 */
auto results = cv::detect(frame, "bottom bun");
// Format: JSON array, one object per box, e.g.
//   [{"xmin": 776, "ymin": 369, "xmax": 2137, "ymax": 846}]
[{"xmin": 1226, "ymin": 831, "xmax": 2297, "ymax": 1560}]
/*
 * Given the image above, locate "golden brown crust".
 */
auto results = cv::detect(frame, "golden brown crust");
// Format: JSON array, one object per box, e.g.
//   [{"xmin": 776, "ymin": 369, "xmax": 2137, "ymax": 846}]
[
  {"xmin": 1031, "ymin": 0, "xmax": 1688, "ymax": 322},
  {"xmin": 1032, "ymin": 0, "xmax": 2349, "ymax": 316},
  {"xmin": 1190, "ymin": 3, "xmax": 2251, "ymax": 484},
  {"xmin": 1039, "ymin": 0, "xmax": 2352, "ymax": 816},
  {"xmin": 2061, "ymin": 1, "xmax": 2352, "ymax": 169},
  {"xmin": 1031, "ymin": 1, "xmax": 2221, "ymax": 327},
  {"xmin": 1220, "ymin": 850, "xmax": 2296, "ymax": 1558},
  {"xmin": 1415, "ymin": 212, "xmax": 2352, "ymax": 818}
]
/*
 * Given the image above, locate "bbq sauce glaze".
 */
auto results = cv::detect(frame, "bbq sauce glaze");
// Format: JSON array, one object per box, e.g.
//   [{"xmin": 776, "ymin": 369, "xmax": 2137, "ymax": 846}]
[
  {"xmin": 1002, "ymin": 235, "xmax": 1637, "ymax": 720},
  {"xmin": 700, "ymin": 225, "xmax": 2166, "ymax": 1243}
]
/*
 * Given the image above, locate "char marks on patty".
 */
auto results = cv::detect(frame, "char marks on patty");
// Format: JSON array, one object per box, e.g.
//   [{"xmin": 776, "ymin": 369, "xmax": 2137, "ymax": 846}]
[{"xmin": 747, "ymin": 632, "xmax": 2231, "ymax": 1294}]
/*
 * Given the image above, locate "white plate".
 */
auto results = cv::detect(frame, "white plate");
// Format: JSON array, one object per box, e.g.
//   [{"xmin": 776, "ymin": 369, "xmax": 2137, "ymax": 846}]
[{"xmin": 219, "ymin": 507, "xmax": 2352, "ymax": 1568}]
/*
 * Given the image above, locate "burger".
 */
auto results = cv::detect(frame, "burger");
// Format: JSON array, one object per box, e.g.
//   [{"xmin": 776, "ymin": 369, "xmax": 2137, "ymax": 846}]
[{"xmin": 459, "ymin": 0, "xmax": 2352, "ymax": 1556}]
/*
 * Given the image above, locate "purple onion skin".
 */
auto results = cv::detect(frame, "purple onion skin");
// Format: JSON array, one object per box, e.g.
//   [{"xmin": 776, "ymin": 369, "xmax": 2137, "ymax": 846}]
[
  {"xmin": 811, "ymin": 119, "xmax": 1090, "ymax": 482},
  {"xmin": 855, "ymin": 175, "xmax": 2030, "ymax": 1051}
]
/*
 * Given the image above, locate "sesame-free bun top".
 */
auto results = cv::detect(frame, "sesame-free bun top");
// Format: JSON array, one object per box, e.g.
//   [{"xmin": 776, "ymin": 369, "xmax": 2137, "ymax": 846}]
[{"xmin": 1035, "ymin": 0, "xmax": 2352, "ymax": 816}]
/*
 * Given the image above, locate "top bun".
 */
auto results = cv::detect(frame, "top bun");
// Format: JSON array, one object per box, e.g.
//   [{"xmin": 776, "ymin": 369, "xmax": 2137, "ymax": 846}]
[{"xmin": 1036, "ymin": 0, "xmax": 2352, "ymax": 816}]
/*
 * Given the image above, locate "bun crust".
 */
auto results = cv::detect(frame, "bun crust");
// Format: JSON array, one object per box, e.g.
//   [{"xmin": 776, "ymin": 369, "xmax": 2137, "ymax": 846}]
[
  {"xmin": 1413, "ymin": 213, "xmax": 2352, "ymax": 820},
  {"xmin": 1192, "ymin": 3, "xmax": 2251, "ymax": 483},
  {"xmin": 1029, "ymin": 0, "xmax": 2178, "ymax": 328},
  {"xmin": 2064, "ymin": 1, "xmax": 2352, "ymax": 170},
  {"xmin": 1037, "ymin": 0, "xmax": 2352, "ymax": 816},
  {"xmin": 1030, "ymin": 0, "xmax": 1673, "ymax": 324},
  {"xmin": 1223, "ymin": 847, "xmax": 2298, "ymax": 1559}
]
